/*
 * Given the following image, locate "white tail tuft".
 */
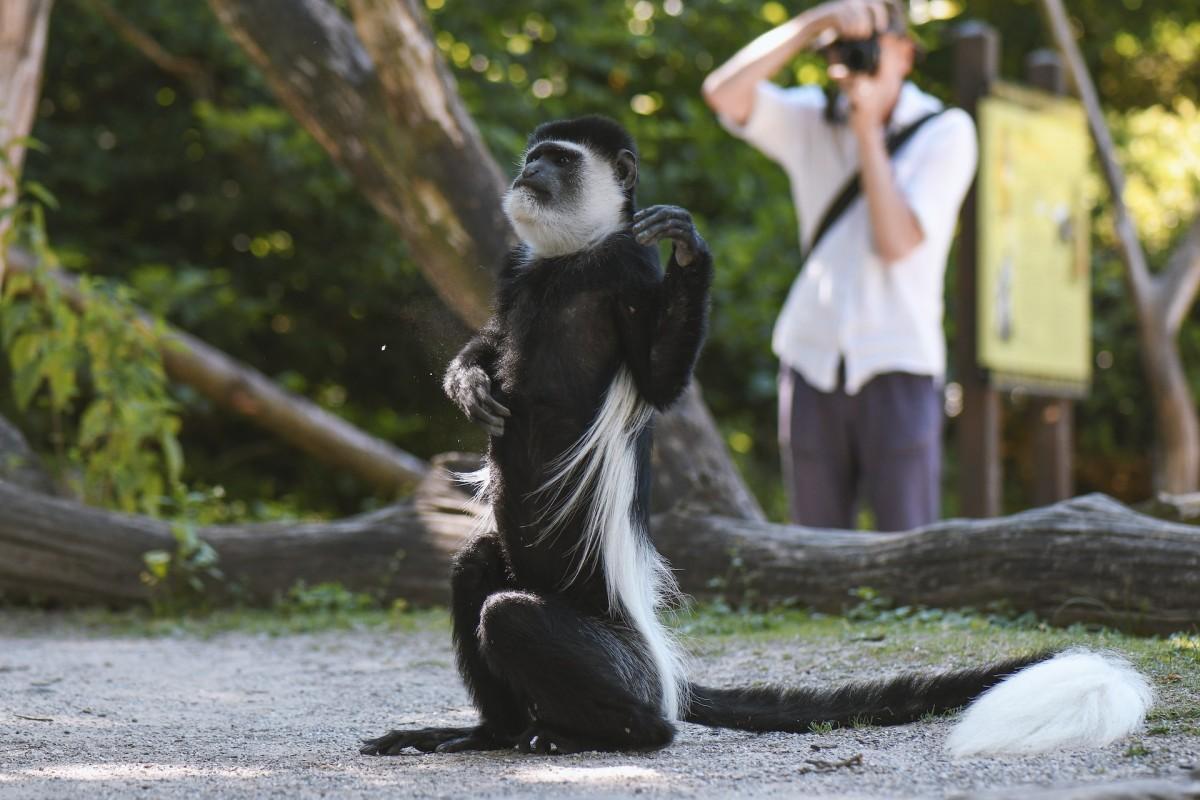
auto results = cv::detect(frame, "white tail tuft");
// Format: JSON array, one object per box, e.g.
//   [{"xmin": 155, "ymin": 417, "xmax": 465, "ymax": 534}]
[{"xmin": 946, "ymin": 649, "xmax": 1153, "ymax": 758}]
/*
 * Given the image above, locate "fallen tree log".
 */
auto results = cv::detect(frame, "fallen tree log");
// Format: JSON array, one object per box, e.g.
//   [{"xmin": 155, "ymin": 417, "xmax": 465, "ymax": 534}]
[
  {"xmin": 657, "ymin": 494, "xmax": 1200, "ymax": 634},
  {"xmin": 5, "ymin": 246, "xmax": 429, "ymax": 493},
  {"xmin": 1, "ymin": 461, "xmax": 1197, "ymax": 634}
]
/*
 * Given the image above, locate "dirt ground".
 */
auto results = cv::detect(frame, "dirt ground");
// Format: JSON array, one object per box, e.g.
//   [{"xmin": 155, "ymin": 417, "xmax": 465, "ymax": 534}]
[{"xmin": 1, "ymin": 612, "xmax": 1197, "ymax": 799}]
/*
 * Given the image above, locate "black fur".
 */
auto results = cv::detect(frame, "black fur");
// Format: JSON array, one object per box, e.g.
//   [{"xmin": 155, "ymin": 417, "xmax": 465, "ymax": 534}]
[{"xmin": 362, "ymin": 116, "xmax": 1043, "ymax": 758}]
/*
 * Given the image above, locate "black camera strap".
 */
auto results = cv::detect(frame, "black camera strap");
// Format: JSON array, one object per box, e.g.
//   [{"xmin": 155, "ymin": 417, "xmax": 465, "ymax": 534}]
[{"xmin": 801, "ymin": 109, "xmax": 946, "ymax": 264}]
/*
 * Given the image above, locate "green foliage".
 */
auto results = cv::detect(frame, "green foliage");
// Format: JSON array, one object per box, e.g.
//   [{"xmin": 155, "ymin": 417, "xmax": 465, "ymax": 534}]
[
  {"xmin": 279, "ymin": 581, "xmax": 377, "ymax": 615},
  {"xmin": 1, "ymin": 150, "xmax": 184, "ymax": 515},
  {"xmin": 140, "ymin": 520, "xmax": 224, "ymax": 615},
  {"xmin": 23, "ymin": 0, "xmax": 452, "ymax": 517},
  {"xmin": 845, "ymin": 586, "xmax": 1042, "ymax": 630}
]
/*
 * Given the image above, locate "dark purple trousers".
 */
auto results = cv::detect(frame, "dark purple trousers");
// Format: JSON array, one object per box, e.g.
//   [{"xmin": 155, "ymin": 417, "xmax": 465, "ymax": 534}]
[{"xmin": 778, "ymin": 365, "xmax": 942, "ymax": 532}]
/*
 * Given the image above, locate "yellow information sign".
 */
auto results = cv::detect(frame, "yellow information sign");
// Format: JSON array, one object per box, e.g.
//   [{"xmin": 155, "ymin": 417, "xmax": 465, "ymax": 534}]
[{"xmin": 977, "ymin": 82, "xmax": 1091, "ymax": 395}]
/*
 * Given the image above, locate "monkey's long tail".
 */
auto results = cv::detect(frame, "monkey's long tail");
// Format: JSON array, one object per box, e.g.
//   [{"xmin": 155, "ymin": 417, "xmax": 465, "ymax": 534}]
[{"xmin": 684, "ymin": 649, "xmax": 1152, "ymax": 757}]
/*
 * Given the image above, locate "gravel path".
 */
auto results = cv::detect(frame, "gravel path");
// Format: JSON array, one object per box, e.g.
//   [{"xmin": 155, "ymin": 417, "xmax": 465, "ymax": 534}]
[{"xmin": 1, "ymin": 614, "xmax": 1196, "ymax": 799}]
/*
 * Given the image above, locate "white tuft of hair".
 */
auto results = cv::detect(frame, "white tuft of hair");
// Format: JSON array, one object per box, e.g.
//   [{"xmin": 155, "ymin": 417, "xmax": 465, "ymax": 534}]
[
  {"xmin": 452, "ymin": 464, "xmax": 496, "ymax": 537},
  {"xmin": 532, "ymin": 367, "xmax": 689, "ymax": 721},
  {"xmin": 501, "ymin": 140, "xmax": 625, "ymax": 258},
  {"xmin": 946, "ymin": 649, "xmax": 1153, "ymax": 758}
]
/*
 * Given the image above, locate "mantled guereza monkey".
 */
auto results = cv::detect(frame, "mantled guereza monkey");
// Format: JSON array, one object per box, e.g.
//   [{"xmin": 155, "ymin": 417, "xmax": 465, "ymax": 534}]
[{"xmin": 361, "ymin": 116, "xmax": 1151, "ymax": 758}]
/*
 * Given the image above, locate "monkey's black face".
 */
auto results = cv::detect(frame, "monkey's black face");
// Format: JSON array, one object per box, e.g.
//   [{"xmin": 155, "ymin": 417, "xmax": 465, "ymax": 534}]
[
  {"xmin": 503, "ymin": 138, "xmax": 630, "ymax": 258},
  {"xmin": 512, "ymin": 141, "xmax": 585, "ymax": 207}
]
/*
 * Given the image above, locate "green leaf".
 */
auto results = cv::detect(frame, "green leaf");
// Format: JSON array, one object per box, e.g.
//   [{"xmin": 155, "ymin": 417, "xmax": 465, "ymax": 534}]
[
  {"xmin": 161, "ymin": 430, "xmax": 184, "ymax": 485},
  {"xmin": 78, "ymin": 400, "xmax": 113, "ymax": 448},
  {"xmin": 142, "ymin": 550, "xmax": 171, "ymax": 580},
  {"xmin": 22, "ymin": 181, "xmax": 59, "ymax": 210}
]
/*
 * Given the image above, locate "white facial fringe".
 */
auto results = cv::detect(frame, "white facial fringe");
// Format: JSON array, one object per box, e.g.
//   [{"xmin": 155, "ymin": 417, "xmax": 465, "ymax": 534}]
[
  {"xmin": 532, "ymin": 367, "xmax": 689, "ymax": 721},
  {"xmin": 501, "ymin": 141, "xmax": 626, "ymax": 258}
]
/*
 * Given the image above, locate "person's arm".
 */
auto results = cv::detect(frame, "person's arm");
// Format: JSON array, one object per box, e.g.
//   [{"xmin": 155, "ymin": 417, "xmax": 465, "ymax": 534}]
[
  {"xmin": 702, "ymin": 0, "xmax": 888, "ymax": 126},
  {"xmin": 844, "ymin": 79, "xmax": 926, "ymax": 264},
  {"xmin": 856, "ymin": 123, "xmax": 925, "ymax": 264}
]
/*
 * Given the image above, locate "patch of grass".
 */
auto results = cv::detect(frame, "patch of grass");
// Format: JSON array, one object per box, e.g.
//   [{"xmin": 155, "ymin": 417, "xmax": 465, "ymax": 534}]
[
  {"xmin": 809, "ymin": 720, "xmax": 836, "ymax": 735},
  {"xmin": 1124, "ymin": 742, "xmax": 1151, "ymax": 757},
  {"xmin": 0, "ymin": 604, "xmax": 450, "ymax": 639},
  {"xmin": 671, "ymin": 600, "xmax": 1200, "ymax": 737}
]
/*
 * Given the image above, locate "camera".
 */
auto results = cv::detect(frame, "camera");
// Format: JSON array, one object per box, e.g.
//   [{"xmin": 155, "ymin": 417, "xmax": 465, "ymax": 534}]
[{"xmin": 822, "ymin": 35, "xmax": 881, "ymax": 75}]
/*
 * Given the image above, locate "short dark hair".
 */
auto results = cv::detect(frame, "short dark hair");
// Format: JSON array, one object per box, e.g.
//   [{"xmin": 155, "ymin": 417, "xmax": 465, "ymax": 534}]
[{"xmin": 527, "ymin": 115, "xmax": 637, "ymax": 163}]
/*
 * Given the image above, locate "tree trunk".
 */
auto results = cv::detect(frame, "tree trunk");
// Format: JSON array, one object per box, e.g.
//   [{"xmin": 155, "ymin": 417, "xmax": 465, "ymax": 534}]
[
  {"xmin": 0, "ymin": 0, "xmax": 53, "ymax": 284},
  {"xmin": 1040, "ymin": 0, "xmax": 1200, "ymax": 493},
  {"xmin": 5, "ymin": 247, "xmax": 430, "ymax": 493},
  {"xmin": 205, "ymin": 0, "xmax": 763, "ymax": 520},
  {"xmin": 2, "ymin": 458, "xmax": 1197, "ymax": 634},
  {"xmin": 0, "ymin": 3, "xmax": 56, "ymax": 493}
]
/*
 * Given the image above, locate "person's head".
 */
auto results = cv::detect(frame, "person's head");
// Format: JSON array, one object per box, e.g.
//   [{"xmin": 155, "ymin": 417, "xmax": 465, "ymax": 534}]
[{"xmin": 825, "ymin": 0, "xmax": 916, "ymax": 113}]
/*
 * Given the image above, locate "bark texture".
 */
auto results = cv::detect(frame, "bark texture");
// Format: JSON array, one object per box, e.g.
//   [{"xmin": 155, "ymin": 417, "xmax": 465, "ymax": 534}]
[
  {"xmin": 205, "ymin": 0, "xmax": 763, "ymax": 520},
  {"xmin": 2, "ymin": 456, "xmax": 1197, "ymax": 634},
  {"xmin": 1041, "ymin": 0, "xmax": 1200, "ymax": 493}
]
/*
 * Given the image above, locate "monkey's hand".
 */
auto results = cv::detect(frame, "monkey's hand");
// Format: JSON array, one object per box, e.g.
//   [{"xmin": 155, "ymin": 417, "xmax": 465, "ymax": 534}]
[
  {"xmin": 633, "ymin": 205, "xmax": 708, "ymax": 267},
  {"xmin": 445, "ymin": 363, "xmax": 510, "ymax": 437}
]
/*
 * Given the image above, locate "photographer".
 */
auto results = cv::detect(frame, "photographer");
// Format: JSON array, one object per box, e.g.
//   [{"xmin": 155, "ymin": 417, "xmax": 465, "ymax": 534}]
[{"xmin": 702, "ymin": 0, "xmax": 977, "ymax": 531}]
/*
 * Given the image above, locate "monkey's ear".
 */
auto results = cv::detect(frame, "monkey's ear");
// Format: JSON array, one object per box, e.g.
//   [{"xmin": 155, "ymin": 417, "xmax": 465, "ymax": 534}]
[{"xmin": 615, "ymin": 149, "xmax": 638, "ymax": 191}]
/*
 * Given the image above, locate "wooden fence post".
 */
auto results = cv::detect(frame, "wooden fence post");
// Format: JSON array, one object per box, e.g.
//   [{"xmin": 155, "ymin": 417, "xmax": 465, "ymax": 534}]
[
  {"xmin": 953, "ymin": 22, "xmax": 1003, "ymax": 517},
  {"xmin": 1026, "ymin": 49, "xmax": 1076, "ymax": 507}
]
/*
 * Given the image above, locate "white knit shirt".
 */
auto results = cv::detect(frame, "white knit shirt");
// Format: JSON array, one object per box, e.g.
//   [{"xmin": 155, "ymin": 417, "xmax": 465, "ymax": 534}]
[{"xmin": 721, "ymin": 81, "xmax": 977, "ymax": 394}]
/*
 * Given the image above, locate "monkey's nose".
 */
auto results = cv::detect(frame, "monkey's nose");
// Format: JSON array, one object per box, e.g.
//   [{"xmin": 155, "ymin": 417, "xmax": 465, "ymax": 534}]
[{"xmin": 515, "ymin": 167, "xmax": 550, "ymax": 195}]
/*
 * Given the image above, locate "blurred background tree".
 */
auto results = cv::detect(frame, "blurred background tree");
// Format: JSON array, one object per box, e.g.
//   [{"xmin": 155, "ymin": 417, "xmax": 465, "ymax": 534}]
[{"xmin": 6, "ymin": 0, "xmax": 1199, "ymax": 522}]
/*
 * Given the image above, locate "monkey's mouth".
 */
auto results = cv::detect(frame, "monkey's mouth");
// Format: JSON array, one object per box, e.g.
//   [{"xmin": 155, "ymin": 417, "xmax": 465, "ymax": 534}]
[{"xmin": 513, "ymin": 177, "xmax": 552, "ymax": 201}]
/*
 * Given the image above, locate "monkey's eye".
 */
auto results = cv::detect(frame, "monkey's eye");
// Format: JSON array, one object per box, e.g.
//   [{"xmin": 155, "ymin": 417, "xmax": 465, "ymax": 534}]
[{"xmin": 555, "ymin": 153, "xmax": 575, "ymax": 166}]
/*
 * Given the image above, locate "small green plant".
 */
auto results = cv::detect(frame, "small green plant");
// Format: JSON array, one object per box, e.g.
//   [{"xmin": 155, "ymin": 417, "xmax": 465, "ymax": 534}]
[
  {"xmin": 1, "ymin": 140, "xmax": 184, "ymax": 515},
  {"xmin": 809, "ymin": 720, "xmax": 836, "ymax": 735},
  {"xmin": 280, "ymin": 581, "xmax": 376, "ymax": 615},
  {"xmin": 1123, "ymin": 742, "xmax": 1150, "ymax": 758},
  {"xmin": 846, "ymin": 586, "xmax": 895, "ymax": 622},
  {"xmin": 140, "ymin": 521, "xmax": 224, "ymax": 615}
]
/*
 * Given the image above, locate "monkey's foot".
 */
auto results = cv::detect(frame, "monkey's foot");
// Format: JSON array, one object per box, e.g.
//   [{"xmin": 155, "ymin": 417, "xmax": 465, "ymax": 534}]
[
  {"xmin": 359, "ymin": 725, "xmax": 507, "ymax": 755},
  {"xmin": 514, "ymin": 725, "xmax": 589, "ymax": 755}
]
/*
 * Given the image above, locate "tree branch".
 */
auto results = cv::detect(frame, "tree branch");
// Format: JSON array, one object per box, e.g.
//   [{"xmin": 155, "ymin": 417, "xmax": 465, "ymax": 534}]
[
  {"xmin": 5, "ymin": 246, "xmax": 430, "ymax": 493},
  {"xmin": 1159, "ymin": 214, "xmax": 1200, "ymax": 336},
  {"xmin": 0, "ymin": 0, "xmax": 54, "ymax": 287},
  {"xmin": 81, "ymin": 0, "xmax": 214, "ymax": 99},
  {"xmin": 205, "ymin": 0, "xmax": 503, "ymax": 327},
  {"xmin": 1038, "ymin": 0, "xmax": 1154, "ymax": 306}
]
